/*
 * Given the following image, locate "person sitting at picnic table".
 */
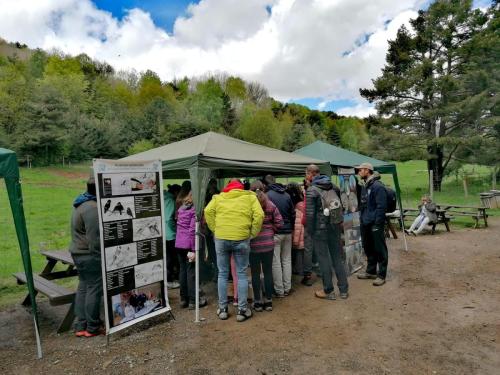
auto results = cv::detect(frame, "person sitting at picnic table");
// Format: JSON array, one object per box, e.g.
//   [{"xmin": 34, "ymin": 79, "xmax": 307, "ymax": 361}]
[
  {"xmin": 405, "ymin": 195, "xmax": 437, "ymax": 236},
  {"xmin": 69, "ymin": 175, "xmax": 103, "ymax": 337}
]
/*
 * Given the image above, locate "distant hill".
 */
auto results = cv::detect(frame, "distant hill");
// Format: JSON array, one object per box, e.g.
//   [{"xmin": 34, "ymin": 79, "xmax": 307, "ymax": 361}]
[{"xmin": 0, "ymin": 38, "xmax": 33, "ymax": 60}]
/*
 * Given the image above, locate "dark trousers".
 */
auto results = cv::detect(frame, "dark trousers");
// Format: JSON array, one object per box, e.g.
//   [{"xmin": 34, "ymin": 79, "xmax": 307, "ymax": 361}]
[
  {"xmin": 166, "ymin": 240, "xmax": 179, "ymax": 282},
  {"xmin": 72, "ymin": 254, "xmax": 102, "ymax": 333},
  {"xmin": 313, "ymin": 225, "xmax": 349, "ymax": 294},
  {"xmin": 302, "ymin": 232, "xmax": 313, "ymax": 276},
  {"xmin": 360, "ymin": 223, "xmax": 389, "ymax": 279},
  {"xmin": 249, "ymin": 251, "xmax": 274, "ymax": 302},
  {"xmin": 292, "ymin": 248, "xmax": 304, "ymax": 275},
  {"xmin": 177, "ymin": 249, "xmax": 196, "ymax": 304}
]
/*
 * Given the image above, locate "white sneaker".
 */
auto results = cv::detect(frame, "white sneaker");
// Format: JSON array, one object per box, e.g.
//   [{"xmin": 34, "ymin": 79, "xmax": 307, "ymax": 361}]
[{"xmin": 167, "ymin": 281, "xmax": 180, "ymax": 289}]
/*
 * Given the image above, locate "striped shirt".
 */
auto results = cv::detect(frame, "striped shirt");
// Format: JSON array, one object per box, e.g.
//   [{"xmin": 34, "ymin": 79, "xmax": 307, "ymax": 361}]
[{"xmin": 250, "ymin": 199, "xmax": 283, "ymax": 253}]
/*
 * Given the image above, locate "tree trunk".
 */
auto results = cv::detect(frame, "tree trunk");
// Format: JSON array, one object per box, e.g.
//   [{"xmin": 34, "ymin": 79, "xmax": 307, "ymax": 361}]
[{"xmin": 427, "ymin": 144, "xmax": 444, "ymax": 192}]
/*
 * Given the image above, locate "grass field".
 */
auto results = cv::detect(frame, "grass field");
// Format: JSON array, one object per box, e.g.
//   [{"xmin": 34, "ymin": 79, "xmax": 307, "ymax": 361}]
[{"xmin": 0, "ymin": 160, "xmax": 498, "ymax": 306}]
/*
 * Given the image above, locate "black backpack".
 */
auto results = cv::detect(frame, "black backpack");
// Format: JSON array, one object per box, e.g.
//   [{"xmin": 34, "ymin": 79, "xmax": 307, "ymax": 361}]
[
  {"xmin": 385, "ymin": 186, "xmax": 397, "ymax": 213},
  {"xmin": 312, "ymin": 186, "xmax": 344, "ymax": 225}
]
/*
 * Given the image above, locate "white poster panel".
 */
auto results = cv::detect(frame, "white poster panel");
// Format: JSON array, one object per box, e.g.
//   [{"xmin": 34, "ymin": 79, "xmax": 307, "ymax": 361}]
[
  {"xmin": 94, "ymin": 159, "xmax": 170, "ymax": 335},
  {"xmin": 338, "ymin": 168, "xmax": 364, "ymax": 274}
]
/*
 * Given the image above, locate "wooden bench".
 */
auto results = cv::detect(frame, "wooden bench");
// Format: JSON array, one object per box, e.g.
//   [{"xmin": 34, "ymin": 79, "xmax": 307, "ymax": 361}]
[
  {"xmin": 14, "ymin": 272, "xmax": 75, "ymax": 333},
  {"xmin": 402, "ymin": 208, "xmax": 452, "ymax": 234},
  {"xmin": 14, "ymin": 250, "xmax": 77, "ymax": 333},
  {"xmin": 437, "ymin": 205, "xmax": 488, "ymax": 228}
]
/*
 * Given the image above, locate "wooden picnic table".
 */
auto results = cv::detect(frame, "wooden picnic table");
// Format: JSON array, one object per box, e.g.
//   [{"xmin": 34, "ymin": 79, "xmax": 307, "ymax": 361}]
[
  {"xmin": 436, "ymin": 204, "xmax": 488, "ymax": 228},
  {"xmin": 14, "ymin": 250, "xmax": 77, "ymax": 333}
]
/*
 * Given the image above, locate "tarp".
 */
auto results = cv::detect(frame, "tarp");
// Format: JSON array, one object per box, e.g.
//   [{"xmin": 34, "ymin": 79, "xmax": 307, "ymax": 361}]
[
  {"xmin": 122, "ymin": 132, "xmax": 331, "ymax": 320},
  {"xmin": 0, "ymin": 148, "xmax": 42, "ymax": 357},
  {"xmin": 294, "ymin": 141, "xmax": 407, "ymax": 251}
]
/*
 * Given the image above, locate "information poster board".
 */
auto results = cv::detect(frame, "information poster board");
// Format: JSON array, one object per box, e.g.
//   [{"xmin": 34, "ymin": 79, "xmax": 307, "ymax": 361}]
[
  {"xmin": 93, "ymin": 159, "xmax": 170, "ymax": 335},
  {"xmin": 338, "ymin": 168, "xmax": 364, "ymax": 274}
]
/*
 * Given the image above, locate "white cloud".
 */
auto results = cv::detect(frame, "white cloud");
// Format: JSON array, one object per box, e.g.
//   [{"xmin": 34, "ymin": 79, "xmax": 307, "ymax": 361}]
[
  {"xmin": 337, "ymin": 103, "xmax": 377, "ymax": 118},
  {"xmin": 0, "ymin": 0, "xmax": 426, "ymax": 113}
]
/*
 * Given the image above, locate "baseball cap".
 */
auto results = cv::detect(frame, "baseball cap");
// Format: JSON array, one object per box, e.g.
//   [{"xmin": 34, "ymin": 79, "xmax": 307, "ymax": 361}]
[{"xmin": 355, "ymin": 162, "xmax": 374, "ymax": 171}]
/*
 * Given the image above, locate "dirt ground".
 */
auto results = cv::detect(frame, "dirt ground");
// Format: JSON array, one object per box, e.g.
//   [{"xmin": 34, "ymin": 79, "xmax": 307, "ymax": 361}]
[{"xmin": 1, "ymin": 219, "xmax": 499, "ymax": 375}]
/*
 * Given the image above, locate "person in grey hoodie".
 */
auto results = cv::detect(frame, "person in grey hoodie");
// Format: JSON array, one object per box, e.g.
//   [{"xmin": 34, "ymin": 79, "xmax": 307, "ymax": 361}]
[{"xmin": 69, "ymin": 176, "xmax": 103, "ymax": 337}]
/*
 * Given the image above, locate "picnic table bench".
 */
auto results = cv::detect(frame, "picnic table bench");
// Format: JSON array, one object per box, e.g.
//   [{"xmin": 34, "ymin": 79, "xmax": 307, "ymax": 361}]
[
  {"xmin": 437, "ymin": 204, "xmax": 488, "ymax": 228},
  {"xmin": 402, "ymin": 208, "xmax": 452, "ymax": 234},
  {"xmin": 14, "ymin": 250, "xmax": 77, "ymax": 333}
]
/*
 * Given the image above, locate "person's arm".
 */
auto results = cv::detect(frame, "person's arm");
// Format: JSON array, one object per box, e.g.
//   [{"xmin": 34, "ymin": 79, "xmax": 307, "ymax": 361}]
[
  {"xmin": 204, "ymin": 196, "xmax": 217, "ymax": 232},
  {"xmin": 189, "ymin": 210, "xmax": 196, "ymax": 251},
  {"xmin": 426, "ymin": 202, "xmax": 436, "ymax": 212},
  {"xmin": 250, "ymin": 196, "xmax": 265, "ymax": 238},
  {"xmin": 289, "ymin": 197, "xmax": 296, "ymax": 230},
  {"xmin": 374, "ymin": 184, "xmax": 387, "ymax": 225},
  {"xmin": 84, "ymin": 203, "xmax": 101, "ymax": 256}
]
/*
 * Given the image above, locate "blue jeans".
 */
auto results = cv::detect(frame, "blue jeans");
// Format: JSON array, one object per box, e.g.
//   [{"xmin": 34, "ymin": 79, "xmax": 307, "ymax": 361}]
[{"xmin": 215, "ymin": 238, "xmax": 250, "ymax": 311}]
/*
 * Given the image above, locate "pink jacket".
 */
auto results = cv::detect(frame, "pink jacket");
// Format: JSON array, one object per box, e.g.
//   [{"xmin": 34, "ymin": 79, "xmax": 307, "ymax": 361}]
[{"xmin": 293, "ymin": 201, "xmax": 305, "ymax": 249}]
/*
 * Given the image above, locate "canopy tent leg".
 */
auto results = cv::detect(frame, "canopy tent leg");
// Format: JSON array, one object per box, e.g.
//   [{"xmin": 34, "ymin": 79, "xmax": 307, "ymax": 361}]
[{"xmin": 5, "ymin": 177, "xmax": 43, "ymax": 358}]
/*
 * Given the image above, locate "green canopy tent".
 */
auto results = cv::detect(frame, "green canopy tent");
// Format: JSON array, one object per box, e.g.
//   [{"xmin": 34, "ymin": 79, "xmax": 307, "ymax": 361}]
[
  {"xmin": 122, "ymin": 132, "xmax": 330, "ymax": 321},
  {"xmin": 294, "ymin": 140, "xmax": 407, "ymax": 251},
  {"xmin": 0, "ymin": 148, "xmax": 42, "ymax": 358}
]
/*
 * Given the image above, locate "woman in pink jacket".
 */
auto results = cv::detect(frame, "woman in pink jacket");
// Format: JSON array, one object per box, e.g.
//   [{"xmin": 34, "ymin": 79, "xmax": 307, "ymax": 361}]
[{"xmin": 287, "ymin": 183, "xmax": 305, "ymax": 277}]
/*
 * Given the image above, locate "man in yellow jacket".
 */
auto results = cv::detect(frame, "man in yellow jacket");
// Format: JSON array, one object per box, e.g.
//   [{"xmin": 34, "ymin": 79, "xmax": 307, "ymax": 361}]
[{"xmin": 204, "ymin": 179, "xmax": 264, "ymax": 322}]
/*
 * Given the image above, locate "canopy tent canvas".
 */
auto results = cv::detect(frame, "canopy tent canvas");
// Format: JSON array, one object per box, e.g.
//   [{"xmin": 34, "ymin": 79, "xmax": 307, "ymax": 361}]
[
  {"xmin": 294, "ymin": 141, "xmax": 407, "ymax": 251},
  {"xmin": 0, "ymin": 148, "xmax": 42, "ymax": 358},
  {"xmin": 122, "ymin": 132, "xmax": 331, "ymax": 321}
]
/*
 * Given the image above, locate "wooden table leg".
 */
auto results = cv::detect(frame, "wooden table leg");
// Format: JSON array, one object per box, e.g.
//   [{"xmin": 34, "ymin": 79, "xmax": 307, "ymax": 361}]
[{"xmin": 57, "ymin": 300, "xmax": 75, "ymax": 333}]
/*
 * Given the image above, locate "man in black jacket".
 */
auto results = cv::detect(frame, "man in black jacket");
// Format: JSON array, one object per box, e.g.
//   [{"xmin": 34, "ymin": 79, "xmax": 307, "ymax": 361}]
[
  {"xmin": 356, "ymin": 163, "xmax": 388, "ymax": 286},
  {"xmin": 264, "ymin": 175, "xmax": 295, "ymax": 297},
  {"xmin": 305, "ymin": 165, "xmax": 348, "ymax": 300}
]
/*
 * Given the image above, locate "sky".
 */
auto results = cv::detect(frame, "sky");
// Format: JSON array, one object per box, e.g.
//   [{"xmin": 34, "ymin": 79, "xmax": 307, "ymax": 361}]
[{"xmin": 0, "ymin": 0, "xmax": 492, "ymax": 117}]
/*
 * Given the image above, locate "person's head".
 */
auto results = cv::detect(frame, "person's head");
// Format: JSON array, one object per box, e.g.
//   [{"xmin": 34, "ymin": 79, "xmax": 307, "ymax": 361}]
[
  {"xmin": 176, "ymin": 180, "xmax": 192, "ymax": 204},
  {"xmin": 264, "ymin": 175, "xmax": 276, "ymax": 186},
  {"xmin": 167, "ymin": 183, "xmax": 181, "ymax": 197},
  {"xmin": 421, "ymin": 195, "xmax": 431, "ymax": 204},
  {"xmin": 305, "ymin": 164, "xmax": 320, "ymax": 182},
  {"xmin": 355, "ymin": 162, "xmax": 374, "ymax": 180},
  {"xmin": 250, "ymin": 180, "xmax": 267, "ymax": 208},
  {"xmin": 183, "ymin": 191, "xmax": 193, "ymax": 205},
  {"xmin": 286, "ymin": 182, "xmax": 304, "ymax": 206},
  {"xmin": 87, "ymin": 176, "xmax": 96, "ymax": 196}
]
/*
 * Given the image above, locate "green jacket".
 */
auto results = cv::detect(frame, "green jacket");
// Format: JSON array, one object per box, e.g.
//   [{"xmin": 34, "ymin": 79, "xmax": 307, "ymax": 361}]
[
  {"xmin": 69, "ymin": 199, "xmax": 100, "ymax": 257},
  {"xmin": 163, "ymin": 191, "xmax": 176, "ymax": 241},
  {"xmin": 204, "ymin": 189, "xmax": 264, "ymax": 241}
]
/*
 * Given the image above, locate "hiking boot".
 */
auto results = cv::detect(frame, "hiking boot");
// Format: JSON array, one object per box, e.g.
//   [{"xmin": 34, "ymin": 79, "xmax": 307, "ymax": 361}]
[
  {"xmin": 253, "ymin": 302, "xmax": 263, "ymax": 312},
  {"xmin": 217, "ymin": 307, "xmax": 229, "ymax": 320},
  {"xmin": 301, "ymin": 276, "xmax": 313, "ymax": 287},
  {"xmin": 339, "ymin": 292, "xmax": 349, "ymax": 299},
  {"xmin": 357, "ymin": 272, "xmax": 377, "ymax": 280},
  {"xmin": 373, "ymin": 277, "xmax": 386, "ymax": 286},
  {"xmin": 167, "ymin": 281, "xmax": 180, "ymax": 289},
  {"xmin": 236, "ymin": 308, "xmax": 253, "ymax": 322},
  {"xmin": 314, "ymin": 290, "xmax": 336, "ymax": 300},
  {"xmin": 188, "ymin": 297, "xmax": 208, "ymax": 310},
  {"xmin": 263, "ymin": 301, "xmax": 273, "ymax": 312}
]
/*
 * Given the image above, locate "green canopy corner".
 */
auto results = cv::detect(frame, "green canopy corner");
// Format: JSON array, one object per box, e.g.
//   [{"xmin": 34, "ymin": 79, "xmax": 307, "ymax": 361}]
[{"xmin": 0, "ymin": 148, "xmax": 42, "ymax": 358}]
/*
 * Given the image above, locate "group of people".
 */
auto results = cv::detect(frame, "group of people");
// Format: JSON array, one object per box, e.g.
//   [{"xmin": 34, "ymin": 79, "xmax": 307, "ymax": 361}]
[{"xmin": 68, "ymin": 161, "xmax": 391, "ymax": 335}]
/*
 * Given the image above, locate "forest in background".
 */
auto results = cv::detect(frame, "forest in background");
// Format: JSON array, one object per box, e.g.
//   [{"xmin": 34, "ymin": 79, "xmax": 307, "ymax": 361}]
[{"xmin": 0, "ymin": 39, "xmax": 368, "ymax": 166}]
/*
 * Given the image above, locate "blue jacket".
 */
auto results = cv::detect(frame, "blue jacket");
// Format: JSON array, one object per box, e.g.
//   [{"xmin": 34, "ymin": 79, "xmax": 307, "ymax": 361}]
[
  {"xmin": 267, "ymin": 183, "xmax": 295, "ymax": 234},
  {"xmin": 360, "ymin": 175, "xmax": 387, "ymax": 226}
]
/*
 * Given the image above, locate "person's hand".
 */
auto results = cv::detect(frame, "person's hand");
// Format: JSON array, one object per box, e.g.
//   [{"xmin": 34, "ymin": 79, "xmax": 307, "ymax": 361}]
[{"xmin": 187, "ymin": 252, "xmax": 195, "ymax": 262}]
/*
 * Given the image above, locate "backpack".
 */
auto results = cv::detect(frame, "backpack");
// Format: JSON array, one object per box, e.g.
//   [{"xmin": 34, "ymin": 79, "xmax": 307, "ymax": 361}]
[
  {"xmin": 312, "ymin": 186, "xmax": 343, "ymax": 225},
  {"xmin": 385, "ymin": 186, "xmax": 397, "ymax": 213}
]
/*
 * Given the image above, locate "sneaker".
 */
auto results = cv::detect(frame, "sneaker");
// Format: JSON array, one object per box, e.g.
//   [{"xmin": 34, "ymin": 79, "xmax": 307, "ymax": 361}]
[
  {"xmin": 284, "ymin": 289, "xmax": 294, "ymax": 296},
  {"xmin": 357, "ymin": 272, "xmax": 377, "ymax": 280},
  {"xmin": 75, "ymin": 330, "xmax": 87, "ymax": 337},
  {"xmin": 232, "ymin": 298, "xmax": 238, "ymax": 307},
  {"xmin": 253, "ymin": 302, "xmax": 263, "ymax": 312},
  {"xmin": 188, "ymin": 297, "xmax": 208, "ymax": 310},
  {"xmin": 236, "ymin": 308, "xmax": 253, "ymax": 322},
  {"xmin": 263, "ymin": 301, "xmax": 273, "ymax": 312},
  {"xmin": 180, "ymin": 300, "xmax": 188, "ymax": 309},
  {"xmin": 404, "ymin": 229, "xmax": 411, "ymax": 235},
  {"xmin": 167, "ymin": 281, "xmax": 180, "ymax": 289},
  {"xmin": 82, "ymin": 328, "xmax": 105, "ymax": 337},
  {"xmin": 373, "ymin": 277, "xmax": 386, "ymax": 286},
  {"xmin": 339, "ymin": 292, "xmax": 349, "ymax": 299},
  {"xmin": 410, "ymin": 230, "xmax": 417, "ymax": 237},
  {"xmin": 273, "ymin": 292, "xmax": 285, "ymax": 298},
  {"xmin": 314, "ymin": 290, "xmax": 336, "ymax": 300},
  {"xmin": 217, "ymin": 307, "xmax": 229, "ymax": 320},
  {"xmin": 301, "ymin": 276, "xmax": 313, "ymax": 287}
]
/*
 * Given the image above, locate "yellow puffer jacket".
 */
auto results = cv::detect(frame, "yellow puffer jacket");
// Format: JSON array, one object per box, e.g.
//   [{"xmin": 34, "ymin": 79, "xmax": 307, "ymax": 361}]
[{"xmin": 204, "ymin": 189, "xmax": 264, "ymax": 241}]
